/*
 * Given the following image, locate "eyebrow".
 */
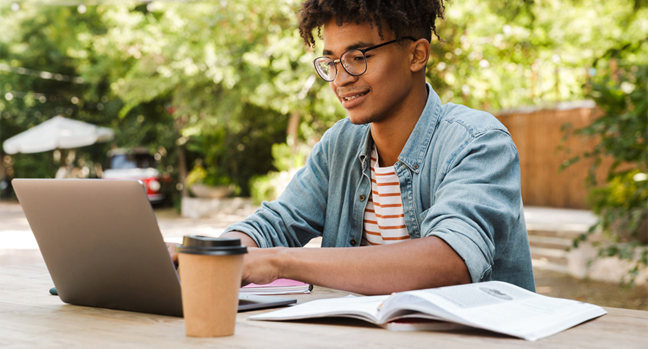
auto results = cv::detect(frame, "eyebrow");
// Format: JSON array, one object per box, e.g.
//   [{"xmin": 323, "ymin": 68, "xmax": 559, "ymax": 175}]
[{"xmin": 322, "ymin": 41, "xmax": 376, "ymax": 56}]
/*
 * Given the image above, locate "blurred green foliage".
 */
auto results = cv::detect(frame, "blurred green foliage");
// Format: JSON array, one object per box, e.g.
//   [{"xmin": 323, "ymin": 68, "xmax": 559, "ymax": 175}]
[
  {"xmin": 184, "ymin": 161, "xmax": 208, "ymax": 188},
  {"xmin": 250, "ymin": 141, "xmax": 312, "ymax": 204},
  {"xmin": 566, "ymin": 37, "xmax": 648, "ymax": 285},
  {"xmin": 425, "ymin": 0, "xmax": 648, "ymax": 109},
  {"xmin": 0, "ymin": 4, "xmax": 178, "ymax": 200},
  {"xmin": 0, "ymin": 0, "xmax": 646, "ymax": 204}
]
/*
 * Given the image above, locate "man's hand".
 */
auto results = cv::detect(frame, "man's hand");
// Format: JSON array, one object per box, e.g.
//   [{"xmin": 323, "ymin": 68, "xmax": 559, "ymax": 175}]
[
  {"xmin": 240, "ymin": 247, "xmax": 286, "ymax": 286},
  {"xmin": 166, "ymin": 242, "xmax": 180, "ymax": 266},
  {"xmin": 220, "ymin": 231, "xmax": 284, "ymax": 285},
  {"xmin": 165, "ymin": 237, "xmax": 283, "ymax": 287},
  {"xmin": 165, "ymin": 231, "xmax": 256, "ymax": 268}
]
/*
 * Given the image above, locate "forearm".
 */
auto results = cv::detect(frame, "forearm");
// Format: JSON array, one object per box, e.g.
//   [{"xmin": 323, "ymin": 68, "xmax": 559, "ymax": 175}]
[{"xmin": 275, "ymin": 236, "xmax": 470, "ymax": 295}]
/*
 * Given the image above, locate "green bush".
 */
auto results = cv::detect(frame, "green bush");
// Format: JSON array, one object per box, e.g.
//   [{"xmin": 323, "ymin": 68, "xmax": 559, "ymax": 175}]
[
  {"xmin": 568, "ymin": 40, "xmax": 648, "ymax": 285},
  {"xmin": 249, "ymin": 142, "xmax": 311, "ymax": 204},
  {"xmin": 588, "ymin": 170, "xmax": 648, "ymax": 243}
]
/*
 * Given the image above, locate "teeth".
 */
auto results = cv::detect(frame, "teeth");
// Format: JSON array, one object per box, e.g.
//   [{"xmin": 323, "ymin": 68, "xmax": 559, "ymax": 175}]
[{"xmin": 344, "ymin": 92, "xmax": 366, "ymax": 101}]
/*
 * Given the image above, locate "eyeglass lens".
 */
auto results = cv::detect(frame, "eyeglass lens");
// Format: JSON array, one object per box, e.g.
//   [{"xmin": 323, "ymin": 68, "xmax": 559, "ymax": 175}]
[{"xmin": 315, "ymin": 49, "xmax": 367, "ymax": 81}]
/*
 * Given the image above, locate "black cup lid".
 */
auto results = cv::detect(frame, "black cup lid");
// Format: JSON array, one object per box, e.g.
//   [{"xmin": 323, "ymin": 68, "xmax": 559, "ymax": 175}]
[{"xmin": 176, "ymin": 235, "xmax": 248, "ymax": 255}]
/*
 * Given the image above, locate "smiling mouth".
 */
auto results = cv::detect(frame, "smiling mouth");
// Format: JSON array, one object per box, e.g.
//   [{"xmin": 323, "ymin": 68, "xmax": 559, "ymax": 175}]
[{"xmin": 341, "ymin": 90, "xmax": 369, "ymax": 102}]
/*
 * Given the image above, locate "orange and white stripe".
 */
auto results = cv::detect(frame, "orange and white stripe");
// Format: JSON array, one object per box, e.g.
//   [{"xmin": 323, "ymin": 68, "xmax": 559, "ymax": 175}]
[{"xmin": 362, "ymin": 146, "xmax": 410, "ymax": 245}]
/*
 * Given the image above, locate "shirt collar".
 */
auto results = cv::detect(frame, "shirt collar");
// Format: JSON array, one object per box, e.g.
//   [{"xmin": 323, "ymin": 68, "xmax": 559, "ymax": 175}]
[
  {"xmin": 358, "ymin": 127, "xmax": 373, "ymax": 171},
  {"xmin": 398, "ymin": 83, "xmax": 442, "ymax": 173},
  {"xmin": 358, "ymin": 83, "xmax": 442, "ymax": 173}
]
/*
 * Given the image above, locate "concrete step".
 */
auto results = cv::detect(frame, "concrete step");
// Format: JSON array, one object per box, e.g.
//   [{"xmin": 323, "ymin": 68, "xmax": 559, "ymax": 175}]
[
  {"xmin": 527, "ymin": 234, "xmax": 572, "ymax": 250},
  {"xmin": 527, "ymin": 229, "xmax": 583, "ymax": 240},
  {"xmin": 530, "ymin": 246, "xmax": 568, "ymax": 264},
  {"xmin": 526, "ymin": 225, "xmax": 618, "ymax": 278},
  {"xmin": 528, "ymin": 230, "xmax": 572, "ymax": 273},
  {"xmin": 526, "ymin": 227, "xmax": 606, "ymax": 274},
  {"xmin": 531, "ymin": 258, "xmax": 569, "ymax": 274}
]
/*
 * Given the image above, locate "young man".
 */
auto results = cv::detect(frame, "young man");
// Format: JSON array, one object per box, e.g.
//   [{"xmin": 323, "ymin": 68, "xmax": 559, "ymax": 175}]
[{"xmin": 171, "ymin": 0, "xmax": 535, "ymax": 294}]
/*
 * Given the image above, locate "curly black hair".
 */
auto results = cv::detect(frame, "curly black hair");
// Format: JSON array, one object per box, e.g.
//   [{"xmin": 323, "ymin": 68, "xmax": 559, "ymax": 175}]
[{"xmin": 298, "ymin": 0, "xmax": 446, "ymax": 48}]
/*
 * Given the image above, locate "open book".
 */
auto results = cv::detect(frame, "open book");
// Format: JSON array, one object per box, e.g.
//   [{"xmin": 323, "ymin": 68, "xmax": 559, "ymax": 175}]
[{"xmin": 248, "ymin": 281, "xmax": 607, "ymax": 341}]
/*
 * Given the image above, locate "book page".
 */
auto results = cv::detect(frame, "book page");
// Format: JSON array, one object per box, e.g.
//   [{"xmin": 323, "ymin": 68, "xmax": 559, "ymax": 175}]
[
  {"xmin": 382, "ymin": 281, "xmax": 606, "ymax": 341},
  {"xmin": 248, "ymin": 295, "xmax": 388, "ymax": 324},
  {"xmin": 382, "ymin": 317, "xmax": 469, "ymax": 332}
]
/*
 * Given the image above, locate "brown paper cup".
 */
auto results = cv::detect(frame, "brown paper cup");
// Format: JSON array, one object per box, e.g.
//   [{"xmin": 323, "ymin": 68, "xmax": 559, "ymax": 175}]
[{"xmin": 176, "ymin": 236, "xmax": 247, "ymax": 337}]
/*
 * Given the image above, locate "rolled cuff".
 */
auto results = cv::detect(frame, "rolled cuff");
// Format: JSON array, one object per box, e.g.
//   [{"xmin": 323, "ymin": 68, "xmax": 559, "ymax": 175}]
[
  {"xmin": 424, "ymin": 220, "xmax": 493, "ymax": 283},
  {"xmin": 223, "ymin": 222, "xmax": 269, "ymax": 249}
]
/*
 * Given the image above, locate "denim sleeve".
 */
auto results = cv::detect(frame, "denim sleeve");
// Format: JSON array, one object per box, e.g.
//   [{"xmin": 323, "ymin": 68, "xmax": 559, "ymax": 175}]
[
  {"xmin": 222, "ymin": 132, "xmax": 330, "ymax": 248},
  {"xmin": 421, "ymin": 130, "xmax": 522, "ymax": 283}
]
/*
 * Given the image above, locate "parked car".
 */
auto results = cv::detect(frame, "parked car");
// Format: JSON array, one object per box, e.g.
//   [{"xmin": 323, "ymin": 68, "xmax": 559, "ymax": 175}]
[{"xmin": 102, "ymin": 148, "xmax": 166, "ymax": 203}]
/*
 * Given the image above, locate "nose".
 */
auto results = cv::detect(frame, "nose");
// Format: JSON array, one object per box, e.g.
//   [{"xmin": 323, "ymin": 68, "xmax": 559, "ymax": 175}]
[{"xmin": 332, "ymin": 61, "xmax": 356, "ymax": 87}]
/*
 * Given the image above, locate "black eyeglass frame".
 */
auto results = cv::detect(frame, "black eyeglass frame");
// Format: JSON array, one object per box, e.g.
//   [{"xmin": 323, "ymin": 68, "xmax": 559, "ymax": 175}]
[{"xmin": 313, "ymin": 37, "xmax": 418, "ymax": 82}]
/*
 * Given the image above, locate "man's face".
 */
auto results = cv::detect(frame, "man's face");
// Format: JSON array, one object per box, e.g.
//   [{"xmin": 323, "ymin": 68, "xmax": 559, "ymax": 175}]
[{"xmin": 322, "ymin": 19, "xmax": 413, "ymax": 125}]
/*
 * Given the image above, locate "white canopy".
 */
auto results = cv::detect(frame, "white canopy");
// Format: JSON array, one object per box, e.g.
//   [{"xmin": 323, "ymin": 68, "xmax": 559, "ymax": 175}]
[{"xmin": 2, "ymin": 116, "xmax": 114, "ymax": 154}]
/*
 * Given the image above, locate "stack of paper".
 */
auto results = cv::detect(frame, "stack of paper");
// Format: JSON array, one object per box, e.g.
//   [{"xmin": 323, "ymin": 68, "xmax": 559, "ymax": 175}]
[{"xmin": 241, "ymin": 278, "xmax": 312, "ymax": 295}]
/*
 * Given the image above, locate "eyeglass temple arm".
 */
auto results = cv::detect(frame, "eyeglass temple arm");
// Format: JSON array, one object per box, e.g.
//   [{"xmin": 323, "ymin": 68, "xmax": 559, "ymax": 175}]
[{"xmin": 361, "ymin": 37, "xmax": 419, "ymax": 54}]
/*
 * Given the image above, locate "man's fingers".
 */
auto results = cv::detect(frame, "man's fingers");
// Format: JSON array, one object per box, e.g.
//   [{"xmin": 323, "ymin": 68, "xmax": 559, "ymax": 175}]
[{"xmin": 165, "ymin": 242, "xmax": 180, "ymax": 265}]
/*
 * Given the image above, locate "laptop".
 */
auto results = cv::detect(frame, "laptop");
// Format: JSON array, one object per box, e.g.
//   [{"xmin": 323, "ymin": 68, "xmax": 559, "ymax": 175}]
[{"xmin": 12, "ymin": 178, "xmax": 296, "ymax": 317}]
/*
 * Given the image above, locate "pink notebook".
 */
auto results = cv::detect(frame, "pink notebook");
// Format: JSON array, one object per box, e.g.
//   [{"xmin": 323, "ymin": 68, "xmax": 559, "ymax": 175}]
[{"xmin": 241, "ymin": 278, "xmax": 312, "ymax": 295}]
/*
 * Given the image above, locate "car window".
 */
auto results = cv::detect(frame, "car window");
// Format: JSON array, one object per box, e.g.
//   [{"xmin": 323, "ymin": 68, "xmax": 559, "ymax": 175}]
[
  {"xmin": 109, "ymin": 153, "xmax": 156, "ymax": 169},
  {"xmin": 110, "ymin": 154, "xmax": 137, "ymax": 169}
]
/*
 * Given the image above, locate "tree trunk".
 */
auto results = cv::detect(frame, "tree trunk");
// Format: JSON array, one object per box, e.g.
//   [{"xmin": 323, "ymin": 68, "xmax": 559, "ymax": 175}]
[{"xmin": 287, "ymin": 111, "xmax": 300, "ymax": 153}]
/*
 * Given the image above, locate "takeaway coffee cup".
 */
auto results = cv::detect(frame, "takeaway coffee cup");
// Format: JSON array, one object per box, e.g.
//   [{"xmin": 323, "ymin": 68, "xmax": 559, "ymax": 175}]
[{"xmin": 176, "ymin": 235, "xmax": 248, "ymax": 337}]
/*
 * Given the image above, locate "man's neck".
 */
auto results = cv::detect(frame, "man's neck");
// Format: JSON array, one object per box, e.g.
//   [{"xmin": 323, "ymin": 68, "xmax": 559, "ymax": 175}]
[{"xmin": 370, "ymin": 83, "xmax": 428, "ymax": 167}]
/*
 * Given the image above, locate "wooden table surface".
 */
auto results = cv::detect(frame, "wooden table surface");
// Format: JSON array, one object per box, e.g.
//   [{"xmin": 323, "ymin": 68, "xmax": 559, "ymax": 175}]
[{"xmin": 1, "ymin": 263, "xmax": 646, "ymax": 348}]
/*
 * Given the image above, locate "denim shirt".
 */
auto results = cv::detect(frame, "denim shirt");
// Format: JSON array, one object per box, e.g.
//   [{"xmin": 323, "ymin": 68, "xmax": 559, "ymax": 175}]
[{"xmin": 224, "ymin": 83, "xmax": 536, "ymax": 292}]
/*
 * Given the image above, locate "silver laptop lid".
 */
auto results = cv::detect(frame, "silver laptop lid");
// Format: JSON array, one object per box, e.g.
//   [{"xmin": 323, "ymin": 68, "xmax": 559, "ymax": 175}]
[{"xmin": 13, "ymin": 179, "xmax": 183, "ymax": 317}]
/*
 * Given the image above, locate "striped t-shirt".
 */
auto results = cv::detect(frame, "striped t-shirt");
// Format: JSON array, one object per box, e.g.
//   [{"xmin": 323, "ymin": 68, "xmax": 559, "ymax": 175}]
[{"xmin": 362, "ymin": 146, "xmax": 410, "ymax": 246}]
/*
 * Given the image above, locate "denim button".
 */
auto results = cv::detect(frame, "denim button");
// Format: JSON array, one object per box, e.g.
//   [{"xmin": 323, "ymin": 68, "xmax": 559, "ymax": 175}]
[
  {"xmin": 359, "ymin": 195, "xmax": 366, "ymax": 202},
  {"xmin": 413, "ymin": 164, "xmax": 418, "ymax": 170},
  {"xmin": 350, "ymin": 239, "xmax": 357, "ymax": 246}
]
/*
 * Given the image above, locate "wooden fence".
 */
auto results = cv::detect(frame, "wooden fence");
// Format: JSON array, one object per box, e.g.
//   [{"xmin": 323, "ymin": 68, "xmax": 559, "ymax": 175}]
[{"xmin": 496, "ymin": 101, "xmax": 611, "ymax": 209}]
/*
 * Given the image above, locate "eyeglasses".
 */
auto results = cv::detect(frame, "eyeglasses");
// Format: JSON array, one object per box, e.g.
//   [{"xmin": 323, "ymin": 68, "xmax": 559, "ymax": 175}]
[{"xmin": 313, "ymin": 37, "xmax": 417, "ymax": 82}]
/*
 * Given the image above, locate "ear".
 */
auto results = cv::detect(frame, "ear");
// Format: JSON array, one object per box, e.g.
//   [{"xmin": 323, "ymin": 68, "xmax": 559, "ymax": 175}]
[{"xmin": 410, "ymin": 39, "xmax": 430, "ymax": 73}]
